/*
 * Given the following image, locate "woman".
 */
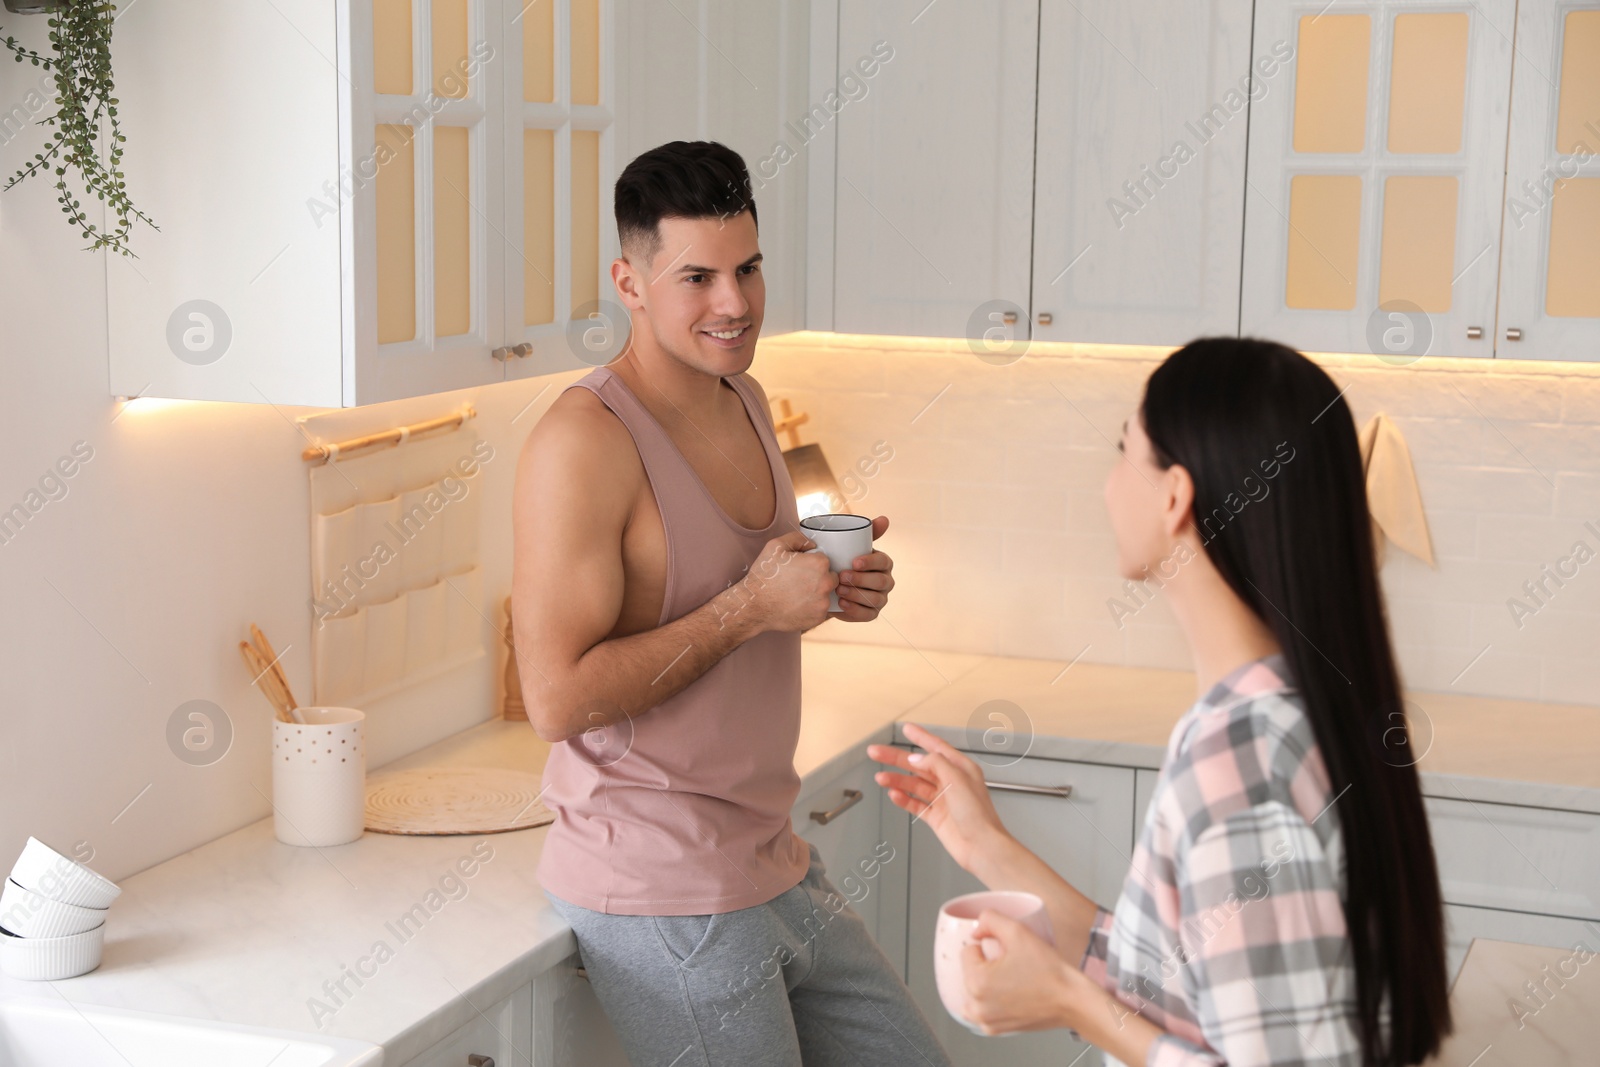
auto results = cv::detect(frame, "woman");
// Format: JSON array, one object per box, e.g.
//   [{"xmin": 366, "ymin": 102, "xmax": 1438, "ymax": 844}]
[{"xmin": 871, "ymin": 338, "xmax": 1452, "ymax": 1066}]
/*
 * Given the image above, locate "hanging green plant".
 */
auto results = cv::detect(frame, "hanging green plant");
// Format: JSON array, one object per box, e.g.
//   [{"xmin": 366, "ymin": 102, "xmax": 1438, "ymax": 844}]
[{"xmin": 2, "ymin": 0, "xmax": 155, "ymax": 256}]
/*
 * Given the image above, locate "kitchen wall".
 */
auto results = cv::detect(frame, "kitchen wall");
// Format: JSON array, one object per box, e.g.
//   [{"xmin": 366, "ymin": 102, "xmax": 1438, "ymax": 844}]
[
  {"xmin": 0, "ymin": 46, "xmax": 574, "ymax": 883},
  {"xmin": 760, "ymin": 331, "xmax": 1600, "ymax": 708}
]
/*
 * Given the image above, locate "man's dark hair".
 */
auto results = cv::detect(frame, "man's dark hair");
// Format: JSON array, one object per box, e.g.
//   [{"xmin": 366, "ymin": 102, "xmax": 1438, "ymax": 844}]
[{"xmin": 614, "ymin": 140, "xmax": 757, "ymax": 265}]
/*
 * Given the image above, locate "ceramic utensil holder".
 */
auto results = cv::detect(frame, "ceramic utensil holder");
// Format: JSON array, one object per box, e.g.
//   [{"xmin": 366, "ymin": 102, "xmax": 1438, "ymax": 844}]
[{"xmin": 271, "ymin": 707, "xmax": 366, "ymax": 847}]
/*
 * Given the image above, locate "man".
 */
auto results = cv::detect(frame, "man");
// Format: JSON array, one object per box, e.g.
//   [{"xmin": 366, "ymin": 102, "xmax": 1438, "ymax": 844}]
[{"xmin": 511, "ymin": 141, "xmax": 951, "ymax": 1066}]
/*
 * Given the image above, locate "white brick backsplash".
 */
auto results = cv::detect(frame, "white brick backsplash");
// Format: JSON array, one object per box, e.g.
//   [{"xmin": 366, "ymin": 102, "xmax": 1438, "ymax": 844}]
[
  {"xmin": 1343, "ymin": 368, "xmax": 1488, "ymax": 418},
  {"xmin": 1504, "ymin": 608, "xmax": 1600, "ymax": 660},
  {"xmin": 1416, "ymin": 465, "xmax": 1554, "ymax": 514},
  {"xmin": 1554, "ymin": 474, "xmax": 1600, "ymax": 518},
  {"xmin": 1001, "ymin": 529, "xmax": 1075, "ymax": 572},
  {"xmin": 1058, "ymin": 533, "xmax": 1123, "ymax": 579},
  {"xmin": 1450, "ymin": 376, "xmax": 1566, "ymax": 422},
  {"xmin": 1517, "ymin": 424, "xmax": 1600, "ymax": 474},
  {"xmin": 1542, "ymin": 656, "xmax": 1600, "ymax": 704},
  {"xmin": 1386, "ymin": 598, "xmax": 1474, "ymax": 647},
  {"xmin": 759, "ymin": 344, "xmax": 888, "ymax": 395},
  {"xmin": 1389, "ymin": 417, "xmax": 1482, "ymax": 467},
  {"xmin": 949, "ymin": 484, "xmax": 1070, "ymax": 531},
  {"xmin": 882, "ymin": 351, "xmax": 983, "ymax": 398},
  {"xmin": 1007, "ymin": 443, "xmax": 1118, "ymax": 490},
  {"xmin": 1560, "ymin": 382, "xmax": 1600, "ymax": 423},
  {"xmin": 1064, "ymin": 573, "xmax": 1126, "ymax": 617},
  {"xmin": 884, "ymin": 437, "xmax": 1006, "ymax": 483},
  {"xmin": 1125, "ymin": 622, "xmax": 1196, "ymax": 670},
  {"xmin": 854, "ymin": 479, "xmax": 940, "ymax": 524},
  {"xmin": 1475, "ymin": 514, "xmax": 1581, "ymax": 562},
  {"xmin": 883, "ymin": 522, "xmax": 1001, "ymax": 570},
  {"xmin": 1420, "ymin": 510, "xmax": 1478, "ymax": 559},
  {"xmin": 752, "ymin": 340, "xmax": 1600, "ymax": 709},
  {"xmin": 1451, "ymin": 646, "xmax": 1545, "ymax": 698}
]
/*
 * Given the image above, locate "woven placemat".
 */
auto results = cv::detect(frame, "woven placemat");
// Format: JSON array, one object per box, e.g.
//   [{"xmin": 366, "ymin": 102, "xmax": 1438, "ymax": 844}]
[{"xmin": 364, "ymin": 766, "xmax": 553, "ymax": 835}]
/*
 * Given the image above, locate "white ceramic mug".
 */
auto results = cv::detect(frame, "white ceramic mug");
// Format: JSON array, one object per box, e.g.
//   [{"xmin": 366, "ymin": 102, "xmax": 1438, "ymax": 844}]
[
  {"xmin": 933, "ymin": 890, "xmax": 1056, "ymax": 1033},
  {"xmin": 271, "ymin": 707, "xmax": 366, "ymax": 847},
  {"xmin": 799, "ymin": 513, "xmax": 873, "ymax": 612}
]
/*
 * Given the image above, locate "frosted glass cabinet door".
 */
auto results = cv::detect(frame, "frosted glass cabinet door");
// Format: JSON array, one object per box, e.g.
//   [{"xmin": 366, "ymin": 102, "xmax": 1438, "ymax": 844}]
[
  {"xmin": 1496, "ymin": 2, "xmax": 1600, "ymax": 362},
  {"xmin": 348, "ymin": 0, "xmax": 509, "ymax": 404},
  {"xmin": 1030, "ymin": 0, "xmax": 1253, "ymax": 346},
  {"xmin": 1240, "ymin": 1, "xmax": 1516, "ymax": 359},
  {"xmin": 833, "ymin": 0, "xmax": 1039, "ymax": 340},
  {"xmin": 502, "ymin": 0, "xmax": 620, "ymax": 381}
]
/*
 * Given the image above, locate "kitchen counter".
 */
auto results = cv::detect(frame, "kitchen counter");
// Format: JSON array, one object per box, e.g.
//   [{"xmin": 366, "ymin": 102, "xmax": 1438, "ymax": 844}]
[
  {"xmin": 6, "ymin": 640, "xmax": 1592, "ymax": 1062},
  {"xmin": 0, "ymin": 639, "xmax": 975, "ymax": 1064},
  {"xmin": 892, "ymin": 650, "xmax": 1600, "ymax": 814}
]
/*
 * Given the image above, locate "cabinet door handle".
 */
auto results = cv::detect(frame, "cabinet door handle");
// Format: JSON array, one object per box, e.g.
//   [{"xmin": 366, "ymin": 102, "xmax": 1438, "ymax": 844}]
[
  {"xmin": 1467, "ymin": 326, "xmax": 1483, "ymax": 340},
  {"xmin": 491, "ymin": 346, "xmax": 513, "ymax": 362},
  {"xmin": 468, "ymin": 1056, "xmax": 496, "ymax": 1067},
  {"xmin": 985, "ymin": 781, "xmax": 1073, "ymax": 799},
  {"xmin": 513, "ymin": 342, "xmax": 533, "ymax": 358},
  {"xmin": 1505, "ymin": 328, "xmax": 1523, "ymax": 341},
  {"xmin": 1036, "ymin": 312, "xmax": 1053, "ymax": 326},
  {"xmin": 810, "ymin": 789, "xmax": 864, "ymax": 825},
  {"xmin": 1001, "ymin": 310, "xmax": 1018, "ymax": 325}
]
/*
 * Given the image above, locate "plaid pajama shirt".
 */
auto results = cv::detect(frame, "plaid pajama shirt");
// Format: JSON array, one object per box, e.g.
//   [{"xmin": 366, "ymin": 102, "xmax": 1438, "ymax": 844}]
[{"xmin": 1081, "ymin": 653, "xmax": 1364, "ymax": 1067}]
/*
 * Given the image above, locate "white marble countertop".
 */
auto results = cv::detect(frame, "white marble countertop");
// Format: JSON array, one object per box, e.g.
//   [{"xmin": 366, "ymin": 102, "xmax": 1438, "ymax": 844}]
[
  {"xmin": 1426, "ymin": 938, "xmax": 1600, "ymax": 1065},
  {"xmin": 0, "ymin": 639, "xmax": 968, "ymax": 1064},
  {"xmin": 887, "ymin": 649, "xmax": 1600, "ymax": 814},
  {"xmin": 7, "ymin": 639, "xmax": 1591, "ymax": 1063}
]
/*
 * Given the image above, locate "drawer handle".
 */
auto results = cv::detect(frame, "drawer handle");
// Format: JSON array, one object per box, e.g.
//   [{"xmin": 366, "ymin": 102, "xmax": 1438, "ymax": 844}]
[
  {"xmin": 985, "ymin": 781, "xmax": 1072, "ymax": 799},
  {"xmin": 468, "ymin": 1056, "xmax": 495, "ymax": 1067},
  {"xmin": 811, "ymin": 789, "xmax": 864, "ymax": 825}
]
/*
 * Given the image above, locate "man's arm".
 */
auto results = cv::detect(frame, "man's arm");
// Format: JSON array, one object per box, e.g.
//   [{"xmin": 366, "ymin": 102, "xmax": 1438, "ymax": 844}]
[{"xmin": 510, "ymin": 390, "xmax": 831, "ymax": 743}]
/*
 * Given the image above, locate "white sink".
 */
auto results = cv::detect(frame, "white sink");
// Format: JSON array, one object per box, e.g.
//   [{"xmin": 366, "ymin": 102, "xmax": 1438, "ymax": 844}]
[{"xmin": 0, "ymin": 997, "xmax": 383, "ymax": 1066}]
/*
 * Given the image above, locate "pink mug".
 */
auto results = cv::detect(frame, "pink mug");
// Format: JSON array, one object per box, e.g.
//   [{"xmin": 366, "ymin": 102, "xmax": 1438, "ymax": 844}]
[{"xmin": 933, "ymin": 890, "xmax": 1055, "ymax": 1033}]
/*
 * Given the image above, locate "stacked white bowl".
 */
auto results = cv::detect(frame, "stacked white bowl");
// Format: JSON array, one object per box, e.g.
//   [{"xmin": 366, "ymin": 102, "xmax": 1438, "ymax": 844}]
[{"xmin": 0, "ymin": 837, "xmax": 121, "ymax": 980}]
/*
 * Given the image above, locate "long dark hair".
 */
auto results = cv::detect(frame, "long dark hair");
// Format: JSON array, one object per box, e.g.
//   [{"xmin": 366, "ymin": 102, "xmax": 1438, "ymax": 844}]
[{"xmin": 1140, "ymin": 337, "xmax": 1451, "ymax": 1066}]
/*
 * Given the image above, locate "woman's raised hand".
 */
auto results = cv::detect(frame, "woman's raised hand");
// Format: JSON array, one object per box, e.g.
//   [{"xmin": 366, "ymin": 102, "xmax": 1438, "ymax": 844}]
[{"xmin": 867, "ymin": 721, "xmax": 1009, "ymax": 874}]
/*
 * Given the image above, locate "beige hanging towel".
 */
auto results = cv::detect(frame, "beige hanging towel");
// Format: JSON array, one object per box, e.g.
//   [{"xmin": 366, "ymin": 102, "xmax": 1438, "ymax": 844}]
[{"xmin": 1357, "ymin": 412, "xmax": 1435, "ymax": 567}]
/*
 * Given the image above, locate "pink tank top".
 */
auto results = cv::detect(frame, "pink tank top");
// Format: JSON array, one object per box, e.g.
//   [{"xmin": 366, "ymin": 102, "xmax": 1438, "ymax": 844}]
[{"xmin": 535, "ymin": 365, "xmax": 810, "ymax": 916}]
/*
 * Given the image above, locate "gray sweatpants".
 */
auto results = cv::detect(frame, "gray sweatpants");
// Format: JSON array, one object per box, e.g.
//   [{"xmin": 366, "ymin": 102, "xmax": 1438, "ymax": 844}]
[{"xmin": 547, "ymin": 842, "xmax": 952, "ymax": 1067}]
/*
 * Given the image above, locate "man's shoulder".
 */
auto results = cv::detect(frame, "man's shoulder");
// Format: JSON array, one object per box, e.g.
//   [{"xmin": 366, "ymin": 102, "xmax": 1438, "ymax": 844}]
[{"xmin": 517, "ymin": 380, "xmax": 643, "ymax": 488}]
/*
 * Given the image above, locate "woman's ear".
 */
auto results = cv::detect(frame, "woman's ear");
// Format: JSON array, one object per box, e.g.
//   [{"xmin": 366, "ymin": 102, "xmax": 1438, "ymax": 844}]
[{"xmin": 1162, "ymin": 462, "xmax": 1195, "ymax": 542}]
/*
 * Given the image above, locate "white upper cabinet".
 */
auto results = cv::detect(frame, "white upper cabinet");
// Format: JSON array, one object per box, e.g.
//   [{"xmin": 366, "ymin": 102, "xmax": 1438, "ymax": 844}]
[
  {"xmin": 1241, "ymin": 0, "xmax": 1516, "ymax": 360},
  {"xmin": 110, "ymin": 1, "xmax": 823, "ymax": 405},
  {"xmin": 1030, "ymin": 0, "xmax": 1253, "ymax": 346},
  {"xmin": 1496, "ymin": 1, "xmax": 1600, "ymax": 362},
  {"xmin": 605, "ymin": 0, "xmax": 812, "ymax": 345},
  {"xmin": 831, "ymin": 0, "xmax": 1039, "ymax": 340},
  {"xmin": 107, "ymin": 0, "xmax": 354, "ymax": 406},
  {"xmin": 501, "ymin": 0, "xmax": 620, "ymax": 382},
  {"xmin": 107, "ymin": 0, "xmax": 527, "ymax": 406}
]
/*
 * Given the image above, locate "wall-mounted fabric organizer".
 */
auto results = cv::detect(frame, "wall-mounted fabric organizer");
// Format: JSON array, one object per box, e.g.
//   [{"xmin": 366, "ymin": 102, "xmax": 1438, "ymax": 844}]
[{"xmin": 303, "ymin": 406, "xmax": 491, "ymax": 709}]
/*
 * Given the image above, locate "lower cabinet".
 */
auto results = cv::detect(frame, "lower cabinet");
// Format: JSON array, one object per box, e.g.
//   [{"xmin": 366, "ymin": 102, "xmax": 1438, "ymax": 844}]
[
  {"xmin": 399, "ymin": 753, "xmax": 1600, "ymax": 1067},
  {"xmin": 904, "ymin": 752, "xmax": 1136, "ymax": 1067},
  {"xmin": 531, "ymin": 955, "xmax": 632, "ymax": 1067},
  {"xmin": 401, "ymin": 986, "xmax": 530, "ymax": 1067},
  {"xmin": 1425, "ymin": 794, "xmax": 1600, "ymax": 987},
  {"xmin": 1424, "ymin": 796, "xmax": 1600, "ymax": 920},
  {"xmin": 792, "ymin": 753, "xmax": 910, "ymax": 963}
]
